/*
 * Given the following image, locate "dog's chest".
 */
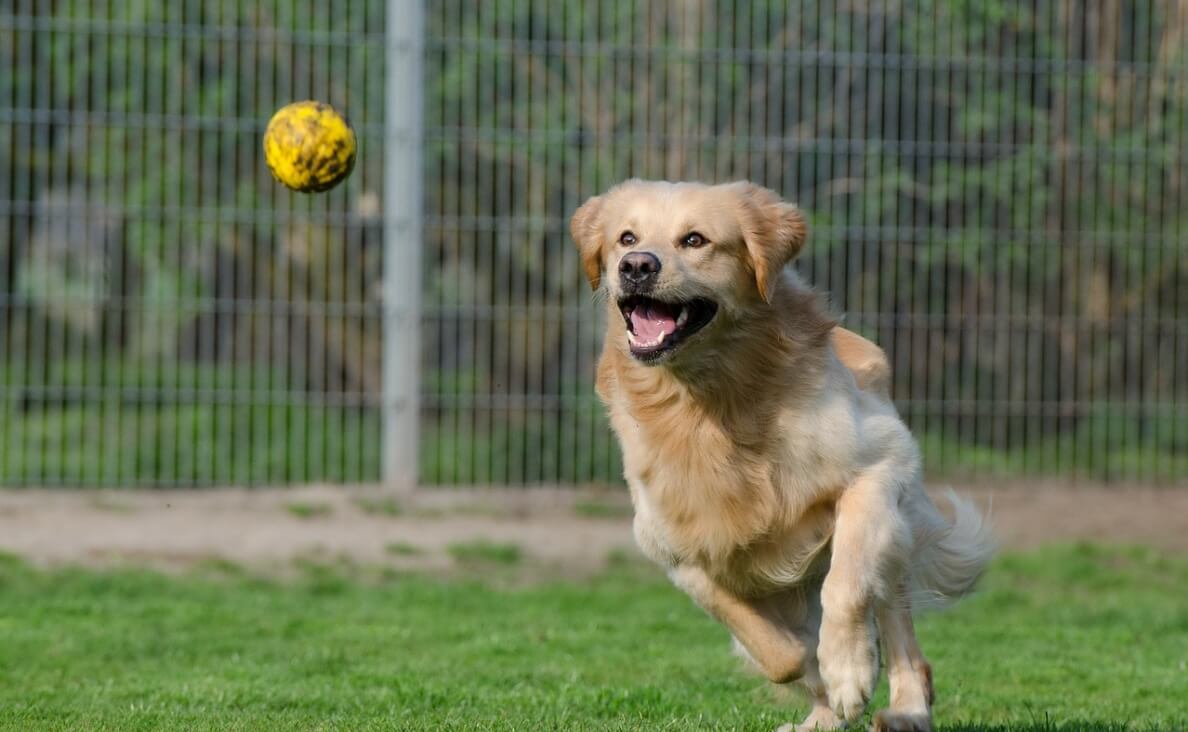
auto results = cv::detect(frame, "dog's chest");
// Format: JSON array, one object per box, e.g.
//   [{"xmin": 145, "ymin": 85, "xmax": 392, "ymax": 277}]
[
  {"xmin": 612, "ymin": 399, "xmax": 786, "ymax": 567},
  {"xmin": 626, "ymin": 454, "xmax": 837, "ymax": 597},
  {"xmin": 610, "ymin": 383, "xmax": 850, "ymax": 588}
]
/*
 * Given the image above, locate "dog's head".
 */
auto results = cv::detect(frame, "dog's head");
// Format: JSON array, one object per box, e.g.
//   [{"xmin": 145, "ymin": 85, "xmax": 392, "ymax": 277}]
[{"xmin": 570, "ymin": 180, "xmax": 808, "ymax": 364}]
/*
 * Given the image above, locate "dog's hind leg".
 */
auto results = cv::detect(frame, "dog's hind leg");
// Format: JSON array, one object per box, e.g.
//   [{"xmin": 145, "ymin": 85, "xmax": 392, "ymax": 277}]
[{"xmin": 871, "ymin": 588, "xmax": 933, "ymax": 732}]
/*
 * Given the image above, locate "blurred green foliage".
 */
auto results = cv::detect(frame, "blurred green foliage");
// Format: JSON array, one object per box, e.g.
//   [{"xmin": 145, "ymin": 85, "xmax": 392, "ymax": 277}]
[{"xmin": 1, "ymin": 1, "xmax": 1187, "ymax": 484}]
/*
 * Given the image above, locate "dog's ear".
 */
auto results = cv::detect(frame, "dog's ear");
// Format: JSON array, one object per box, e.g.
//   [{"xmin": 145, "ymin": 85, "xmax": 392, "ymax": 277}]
[
  {"xmin": 733, "ymin": 182, "xmax": 808, "ymax": 303},
  {"xmin": 570, "ymin": 194, "xmax": 606, "ymax": 290}
]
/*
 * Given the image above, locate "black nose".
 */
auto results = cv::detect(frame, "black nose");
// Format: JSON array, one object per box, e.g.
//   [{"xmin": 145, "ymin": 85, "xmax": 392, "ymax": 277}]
[{"xmin": 619, "ymin": 251, "xmax": 661, "ymax": 286}]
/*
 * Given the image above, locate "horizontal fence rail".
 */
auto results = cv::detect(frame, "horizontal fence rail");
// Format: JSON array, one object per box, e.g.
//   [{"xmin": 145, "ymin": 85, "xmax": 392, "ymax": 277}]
[{"xmin": 2, "ymin": 0, "xmax": 1186, "ymax": 487}]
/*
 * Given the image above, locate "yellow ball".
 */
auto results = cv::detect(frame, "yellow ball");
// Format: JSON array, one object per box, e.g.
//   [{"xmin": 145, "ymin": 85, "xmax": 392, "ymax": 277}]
[{"xmin": 263, "ymin": 100, "xmax": 357, "ymax": 193}]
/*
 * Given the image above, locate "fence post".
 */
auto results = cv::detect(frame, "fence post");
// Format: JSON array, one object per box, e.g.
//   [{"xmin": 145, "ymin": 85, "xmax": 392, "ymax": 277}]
[{"xmin": 382, "ymin": 0, "xmax": 424, "ymax": 490}]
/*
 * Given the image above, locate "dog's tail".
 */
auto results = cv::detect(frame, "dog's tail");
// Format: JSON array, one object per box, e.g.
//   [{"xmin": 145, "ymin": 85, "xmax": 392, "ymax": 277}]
[{"xmin": 908, "ymin": 490, "xmax": 996, "ymax": 610}]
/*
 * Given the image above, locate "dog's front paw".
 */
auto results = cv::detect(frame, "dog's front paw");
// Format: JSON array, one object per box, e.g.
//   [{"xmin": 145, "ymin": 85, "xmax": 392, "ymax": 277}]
[{"xmin": 817, "ymin": 619, "xmax": 877, "ymax": 721}]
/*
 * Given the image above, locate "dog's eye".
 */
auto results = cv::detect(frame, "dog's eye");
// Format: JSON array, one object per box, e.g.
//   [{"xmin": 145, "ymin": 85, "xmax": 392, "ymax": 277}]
[
  {"xmin": 680, "ymin": 232, "xmax": 708, "ymax": 248},
  {"xmin": 619, "ymin": 231, "xmax": 637, "ymax": 246}
]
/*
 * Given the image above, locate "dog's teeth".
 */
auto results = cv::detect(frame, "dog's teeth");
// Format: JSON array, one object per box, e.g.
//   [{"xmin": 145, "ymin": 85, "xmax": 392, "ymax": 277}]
[
  {"xmin": 676, "ymin": 307, "xmax": 688, "ymax": 328},
  {"xmin": 627, "ymin": 330, "xmax": 662, "ymax": 348},
  {"xmin": 628, "ymin": 330, "xmax": 646, "ymax": 346}
]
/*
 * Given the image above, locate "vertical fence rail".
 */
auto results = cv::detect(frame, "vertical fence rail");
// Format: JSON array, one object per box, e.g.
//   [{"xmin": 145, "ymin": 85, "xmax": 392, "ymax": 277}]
[
  {"xmin": 0, "ymin": 1, "xmax": 1186, "ymax": 488},
  {"xmin": 383, "ymin": 0, "xmax": 424, "ymax": 489}
]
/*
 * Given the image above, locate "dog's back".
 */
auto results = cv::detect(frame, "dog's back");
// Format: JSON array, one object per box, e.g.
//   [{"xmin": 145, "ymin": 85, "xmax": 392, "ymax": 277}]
[{"xmin": 830, "ymin": 326, "xmax": 890, "ymax": 398}]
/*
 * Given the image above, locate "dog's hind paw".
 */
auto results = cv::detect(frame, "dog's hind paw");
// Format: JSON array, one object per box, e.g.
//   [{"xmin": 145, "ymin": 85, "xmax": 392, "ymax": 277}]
[{"xmin": 871, "ymin": 710, "xmax": 931, "ymax": 732}]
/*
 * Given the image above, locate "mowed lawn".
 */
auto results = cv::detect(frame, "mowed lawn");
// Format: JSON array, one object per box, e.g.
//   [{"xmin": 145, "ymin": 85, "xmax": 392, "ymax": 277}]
[{"xmin": 0, "ymin": 545, "xmax": 1184, "ymax": 731}]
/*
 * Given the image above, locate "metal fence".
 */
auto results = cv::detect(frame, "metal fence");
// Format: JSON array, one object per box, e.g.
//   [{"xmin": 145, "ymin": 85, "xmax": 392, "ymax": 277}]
[{"xmin": 2, "ymin": 1, "xmax": 1187, "ymax": 488}]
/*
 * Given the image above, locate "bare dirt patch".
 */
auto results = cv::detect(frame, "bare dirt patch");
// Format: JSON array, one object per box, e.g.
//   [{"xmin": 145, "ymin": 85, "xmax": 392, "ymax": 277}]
[{"xmin": 0, "ymin": 483, "xmax": 1183, "ymax": 573}]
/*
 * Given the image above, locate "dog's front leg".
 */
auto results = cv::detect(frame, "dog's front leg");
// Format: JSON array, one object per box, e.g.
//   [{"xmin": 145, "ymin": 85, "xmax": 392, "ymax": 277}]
[
  {"xmin": 818, "ymin": 461, "xmax": 912, "ymax": 722},
  {"xmin": 670, "ymin": 564, "xmax": 809, "ymax": 684}
]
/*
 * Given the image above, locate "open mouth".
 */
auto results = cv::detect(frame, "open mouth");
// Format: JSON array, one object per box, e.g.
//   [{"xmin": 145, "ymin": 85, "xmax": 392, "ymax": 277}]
[{"xmin": 618, "ymin": 295, "xmax": 719, "ymax": 361}]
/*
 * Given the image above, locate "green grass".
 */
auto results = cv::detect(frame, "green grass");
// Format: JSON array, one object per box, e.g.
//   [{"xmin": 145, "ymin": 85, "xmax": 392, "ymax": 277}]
[
  {"xmin": 284, "ymin": 501, "xmax": 333, "ymax": 519},
  {"xmin": 0, "ymin": 545, "xmax": 1184, "ymax": 731},
  {"xmin": 87, "ymin": 495, "xmax": 138, "ymax": 513},
  {"xmin": 446, "ymin": 540, "xmax": 523, "ymax": 566},
  {"xmin": 574, "ymin": 498, "xmax": 635, "ymax": 519},
  {"xmin": 383, "ymin": 541, "xmax": 424, "ymax": 556},
  {"xmin": 354, "ymin": 495, "xmax": 405, "ymax": 517}
]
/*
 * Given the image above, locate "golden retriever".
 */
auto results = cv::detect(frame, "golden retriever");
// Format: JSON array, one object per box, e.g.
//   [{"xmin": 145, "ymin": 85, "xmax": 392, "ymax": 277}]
[{"xmin": 571, "ymin": 180, "xmax": 994, "ymax": 732}]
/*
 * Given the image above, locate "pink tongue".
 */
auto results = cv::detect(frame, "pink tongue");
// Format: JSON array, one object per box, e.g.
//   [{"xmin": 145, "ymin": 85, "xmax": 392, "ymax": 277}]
[{"xmin": 630, "ymin": 302, "xmax": 678, "ymax": 342}]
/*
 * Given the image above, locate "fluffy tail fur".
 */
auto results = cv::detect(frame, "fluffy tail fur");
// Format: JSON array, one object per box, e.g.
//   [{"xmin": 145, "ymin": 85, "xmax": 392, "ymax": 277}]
[{"xmin": 909, "ymin": 490, "xmax": 997, "ymax": 610}]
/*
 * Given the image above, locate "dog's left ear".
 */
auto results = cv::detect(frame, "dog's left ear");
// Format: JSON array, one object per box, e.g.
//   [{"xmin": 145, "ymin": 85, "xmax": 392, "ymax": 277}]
[
  {"xmin": 732, "ymin": 182, "xmax": 808, "ymax": 303},
  {"xmin": 570, "ymin": 194, "xmax": 606, "ymax": 290}
]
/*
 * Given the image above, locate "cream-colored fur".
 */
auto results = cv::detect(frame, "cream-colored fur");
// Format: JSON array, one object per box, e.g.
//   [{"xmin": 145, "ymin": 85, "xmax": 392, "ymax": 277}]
[{"xmin": 571, "ymin": 180, "xmax": 995, "ymax": 732}]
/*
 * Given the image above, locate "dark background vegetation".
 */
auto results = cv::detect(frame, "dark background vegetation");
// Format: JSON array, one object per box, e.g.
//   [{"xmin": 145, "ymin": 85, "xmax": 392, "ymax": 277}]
[{"xmin": 2, "ymin": 1, "xmax": 1186, "ymax": 486}]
